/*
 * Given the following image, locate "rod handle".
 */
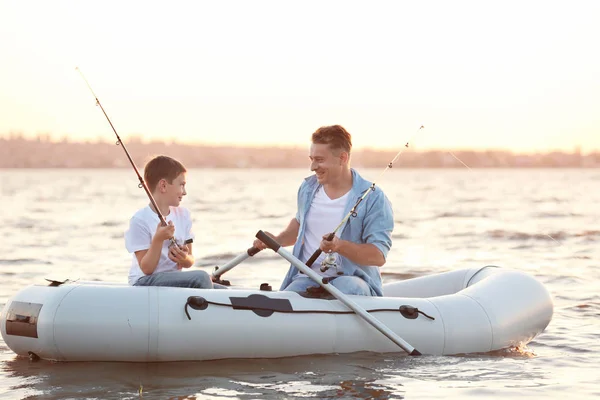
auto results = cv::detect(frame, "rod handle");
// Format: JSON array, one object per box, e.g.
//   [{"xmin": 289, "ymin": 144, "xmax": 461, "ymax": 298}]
[{"xmin": 305, "ymin": 232, "xmax": 335, "ymax": 267}]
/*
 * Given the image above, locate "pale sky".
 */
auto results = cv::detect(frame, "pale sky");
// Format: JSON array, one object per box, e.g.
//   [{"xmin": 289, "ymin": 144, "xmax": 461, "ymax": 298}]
[{"xmin": 1, "ymin": 0, "xmax": 599, "ymax": 152}]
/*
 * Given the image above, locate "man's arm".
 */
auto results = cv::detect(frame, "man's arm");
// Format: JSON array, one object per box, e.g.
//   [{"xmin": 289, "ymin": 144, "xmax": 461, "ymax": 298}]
[
  {"xmin": 253, "ymin": 218, "xmax": 300, "ymax": 249},
  {"xmin": 320, "ymin": 238, "xmax": 385, "ymax": 267},
  {"xmin": 275, "ymin": 218, "xmax": 301, "ymax": 246},
  {"xmin": 319, "ymin": 189, "xmax": 393, "ymax": 267}
]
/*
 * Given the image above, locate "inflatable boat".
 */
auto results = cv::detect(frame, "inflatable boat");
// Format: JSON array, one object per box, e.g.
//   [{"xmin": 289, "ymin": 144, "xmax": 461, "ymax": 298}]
[{"xmin": 1, "ymin": 265, "xmax": 553, "ymax": 362}]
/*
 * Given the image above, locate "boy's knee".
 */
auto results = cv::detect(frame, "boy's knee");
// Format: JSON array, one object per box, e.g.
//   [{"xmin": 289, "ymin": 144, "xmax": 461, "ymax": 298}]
[{"xmin": 190, "ymin": 271, "xmax": 211, "ymax": 288}]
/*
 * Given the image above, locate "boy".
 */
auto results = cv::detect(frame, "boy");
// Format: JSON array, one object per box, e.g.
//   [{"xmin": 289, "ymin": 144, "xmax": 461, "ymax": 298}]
[{"xmin": 125, "ymin": 155, "xmax": 213, "ymax": 288}]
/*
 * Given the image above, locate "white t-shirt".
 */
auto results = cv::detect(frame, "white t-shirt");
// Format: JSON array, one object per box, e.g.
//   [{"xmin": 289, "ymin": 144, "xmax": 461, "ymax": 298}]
[
  {"xmin": 299, "ymin": 187, "xmax": 349, "ymax": 277},
  {"xmin": 125, "ymin": 205, "xmax": 195, "ymax": 285}
]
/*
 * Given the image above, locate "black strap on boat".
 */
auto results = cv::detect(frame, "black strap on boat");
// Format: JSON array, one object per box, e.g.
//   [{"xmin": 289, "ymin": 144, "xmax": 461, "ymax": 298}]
[
  {"xmin": 399, "ymin": 305, "xmax": 435, "ymax": 320},
  {"xmin": 184, "ymin": 295, "xmax": 436, "ymax": 321},
  {"xmin": 185, "ymin": 296, "xmax": 209, "ymax": 320}
]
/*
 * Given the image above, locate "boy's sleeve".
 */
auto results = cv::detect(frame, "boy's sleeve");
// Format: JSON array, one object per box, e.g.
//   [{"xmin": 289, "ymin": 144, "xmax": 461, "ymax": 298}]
[
  {"xmin": 186, "ymin": 209, "xmax": 195, "ymax": 242},
  {"xmin": 125, "ymin": 217, "xmax": 153, "ymax": 253}
]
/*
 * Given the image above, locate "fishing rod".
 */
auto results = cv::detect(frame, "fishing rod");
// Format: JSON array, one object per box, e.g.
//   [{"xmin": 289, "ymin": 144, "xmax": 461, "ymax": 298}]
[
  {"xmin": 76, "ymin": 67, "xmax": 177, "ymax": 247},
  {"xmin": 306, "ymin": 125, "xmax": 425, "ymax": 268}
]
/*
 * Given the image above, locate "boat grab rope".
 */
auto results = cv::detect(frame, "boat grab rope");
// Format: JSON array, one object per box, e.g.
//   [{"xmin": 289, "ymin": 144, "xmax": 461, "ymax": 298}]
[{"xmin": 184, "ymin": 295, "xmax": 435, "ymax": 321}]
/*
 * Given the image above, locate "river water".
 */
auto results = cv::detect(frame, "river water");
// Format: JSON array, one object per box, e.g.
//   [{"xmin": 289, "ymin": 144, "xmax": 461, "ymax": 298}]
[{"xmin": 1, "ymin": 168, "xmax": 598, "ymax": 399}]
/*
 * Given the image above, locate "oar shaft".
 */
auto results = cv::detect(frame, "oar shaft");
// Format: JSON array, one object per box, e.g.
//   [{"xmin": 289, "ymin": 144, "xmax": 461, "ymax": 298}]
[
  {"xmin": 212, "ymin": 246, "xmax": 261, "ymax": 279},
  {"xmin": 256, "ymin": 230, "xmax": 420, "ymax": 355}
]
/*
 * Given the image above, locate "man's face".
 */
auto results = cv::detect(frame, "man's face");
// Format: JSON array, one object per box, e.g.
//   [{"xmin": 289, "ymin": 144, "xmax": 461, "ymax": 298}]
[{"xmin": 309, "ymin": 143, "xmax": 344, "ymax": 185}]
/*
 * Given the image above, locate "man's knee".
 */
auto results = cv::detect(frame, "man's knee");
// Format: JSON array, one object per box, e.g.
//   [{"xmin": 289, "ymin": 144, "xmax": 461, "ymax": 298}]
[
  {"xmin": 331, "ymin": 276, "xmax": 372, "ymax": 296},
  {"xmin": 283, "ymin": 277, "xmax": 317, "ymax": 293}
]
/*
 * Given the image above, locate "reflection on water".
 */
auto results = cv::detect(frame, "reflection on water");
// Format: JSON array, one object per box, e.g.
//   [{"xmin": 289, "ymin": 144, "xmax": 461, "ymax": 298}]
[
  {"xmin": 1, "ymin": 347, "xmax": 559, "ymax": 399},
  {"xmin": 1, "ymin": 352, "xmax": 409, "ymax": 399}
]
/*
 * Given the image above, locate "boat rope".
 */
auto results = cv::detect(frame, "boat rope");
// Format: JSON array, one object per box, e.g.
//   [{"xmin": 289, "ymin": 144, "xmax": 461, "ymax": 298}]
[
  {"xmin": 306, "ymin": 125, "xmax": 426, "ymax": 267},
  {"xmin": 76, "ymin": 68, "xmax": 177, "ymax": 247},
  {"xmin": 184, "ymin": 295, "xmax": 435, "ymax": 320}
]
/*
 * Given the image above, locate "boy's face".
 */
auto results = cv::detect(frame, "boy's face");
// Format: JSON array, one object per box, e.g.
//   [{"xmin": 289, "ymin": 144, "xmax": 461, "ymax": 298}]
[{"xmin": 160, "ymin": 172, "xmax": 187, "ymax": 207}]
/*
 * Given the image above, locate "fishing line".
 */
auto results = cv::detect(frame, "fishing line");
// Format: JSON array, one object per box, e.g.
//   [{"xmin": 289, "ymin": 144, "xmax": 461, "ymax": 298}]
[
  {"xmin": 76, "ymin": 67, "xmax": 177, "ymax": 247},
  {"xmin": 404, "ymin": 143, "xmax": 588, "ymax": 278},
  {"xmin": 447, "ymin": 151, "xmax": 472, "ymax": 171},
  {"xmin": 306, "ymin": 125, "xmax": 425, "ymax": 267},
  {"xmin": 440, "ymin": 151, "xmax": 583, "ymax": 259}
]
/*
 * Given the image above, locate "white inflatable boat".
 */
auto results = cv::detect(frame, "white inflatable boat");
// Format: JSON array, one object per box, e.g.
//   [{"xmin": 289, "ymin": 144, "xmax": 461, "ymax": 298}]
[{"xmin": 1, "ymin": 266, "xmax": 552, "ymax": 362}]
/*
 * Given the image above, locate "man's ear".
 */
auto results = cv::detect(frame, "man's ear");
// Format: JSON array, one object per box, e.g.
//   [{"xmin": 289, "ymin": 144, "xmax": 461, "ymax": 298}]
[{"xmin": 340, "ymin": 151, "xmax": 349, "ymax": 165}]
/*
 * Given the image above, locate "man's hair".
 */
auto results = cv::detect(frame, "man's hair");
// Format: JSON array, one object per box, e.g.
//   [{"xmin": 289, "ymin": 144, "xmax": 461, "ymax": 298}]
[
  {"xmin": 144, "ymin": 155, "xmax": 187, "ymax": 192},
  {"xmin": 311, "ymin": 125, "xmax": 352, "ymax": 155}
]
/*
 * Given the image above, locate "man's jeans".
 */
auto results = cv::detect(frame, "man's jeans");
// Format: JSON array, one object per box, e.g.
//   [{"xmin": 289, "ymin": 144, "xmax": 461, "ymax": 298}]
[{"xmin": 282, "ymin": 275, "xmax": 374, "ymax": 296}]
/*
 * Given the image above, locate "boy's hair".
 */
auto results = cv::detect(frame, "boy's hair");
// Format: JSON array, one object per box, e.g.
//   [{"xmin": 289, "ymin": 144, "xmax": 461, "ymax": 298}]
[
  {"xmin": 144, "ymin": 155, "xmax": 187, "ymax": 192},
  {"xmin": 311, "ymin": 125, "xmax": 352, "ymax": 155}
]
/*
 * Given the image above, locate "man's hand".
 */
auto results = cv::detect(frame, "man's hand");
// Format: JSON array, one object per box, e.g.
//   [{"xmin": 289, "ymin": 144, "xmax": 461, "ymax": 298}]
[
  {"xmin": 253, "ymin": 231, "xmax": 275, "ymax": 250},
  {"xmin": 320, "ymin": 233, "xmax": 340, "ymax": 254}
]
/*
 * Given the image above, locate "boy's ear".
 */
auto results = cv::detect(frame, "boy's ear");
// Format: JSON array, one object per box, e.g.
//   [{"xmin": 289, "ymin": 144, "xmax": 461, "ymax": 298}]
[{"xmin": 158, "ymin": 178, "xmax": 167, "ymax": 192}]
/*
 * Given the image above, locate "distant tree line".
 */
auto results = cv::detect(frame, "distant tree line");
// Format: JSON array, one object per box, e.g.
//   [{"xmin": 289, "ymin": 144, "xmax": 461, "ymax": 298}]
[{"xmin": 1, "ymin": 135, "xmax": 599, "ymax": 168}]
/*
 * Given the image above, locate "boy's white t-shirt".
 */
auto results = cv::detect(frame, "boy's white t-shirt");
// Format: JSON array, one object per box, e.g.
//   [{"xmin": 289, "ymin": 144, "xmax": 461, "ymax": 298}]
[
  {"xmin": 125, "ymin": 205, "xmax": 195, "ymax": 285},
  {"xmin": 299, "ymin": 187, "xmax": 349, "ymax": 277}
]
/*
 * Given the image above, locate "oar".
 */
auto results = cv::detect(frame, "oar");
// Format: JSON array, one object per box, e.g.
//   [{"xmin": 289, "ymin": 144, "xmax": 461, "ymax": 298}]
[
  {"xmin": 211, "ymin": 246, "xmax": 261, "ymax": 281},
  {"xmin": 255, "ymin": 230, "xmax": 421, "ymax": 356}
]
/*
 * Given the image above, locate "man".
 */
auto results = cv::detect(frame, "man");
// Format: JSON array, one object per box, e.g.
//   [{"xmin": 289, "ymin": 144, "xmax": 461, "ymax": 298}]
[{"xmin": 253, "ymin": 125, "xmax": 394, "ymax": 296}]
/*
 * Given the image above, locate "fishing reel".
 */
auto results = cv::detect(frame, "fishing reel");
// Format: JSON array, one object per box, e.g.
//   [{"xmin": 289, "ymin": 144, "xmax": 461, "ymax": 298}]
[{"xmin": 320, "ymin": 252, "xmax": 343, "ymax": 275}]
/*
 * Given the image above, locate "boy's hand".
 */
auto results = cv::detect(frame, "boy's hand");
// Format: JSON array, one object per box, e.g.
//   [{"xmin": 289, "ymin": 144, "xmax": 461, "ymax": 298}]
[
  {"xmin": 169, "ymin": 244, "xmax": 190, "ymax": 267},
  {"xmin": 154, "ymin": 221, "xmax": 175, "ymax": 242}
]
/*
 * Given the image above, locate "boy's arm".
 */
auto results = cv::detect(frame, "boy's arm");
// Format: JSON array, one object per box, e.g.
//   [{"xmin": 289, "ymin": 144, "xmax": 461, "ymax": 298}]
[
  {"xmin": 176, "ymin": 209, "xmax": 195, "ymax": 269},
  {"xmin": 136, "ymin": 233, "xmax": 168, "ymax": 275},
  {"xmin": 132, "ymin": 221, "xmax": 175, "ymax": 275}
]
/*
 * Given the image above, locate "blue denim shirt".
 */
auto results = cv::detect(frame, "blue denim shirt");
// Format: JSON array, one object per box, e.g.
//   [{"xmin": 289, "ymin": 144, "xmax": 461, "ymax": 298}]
[{"xmin": 279, "ymin": 168, "xmax": 394, "ymax": 296}]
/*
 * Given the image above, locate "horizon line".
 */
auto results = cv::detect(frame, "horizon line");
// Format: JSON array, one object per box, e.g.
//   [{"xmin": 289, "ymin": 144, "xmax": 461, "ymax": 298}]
[{"xmin": 1, "ymin": 133, "xmax": 597, "ymax": 156}]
